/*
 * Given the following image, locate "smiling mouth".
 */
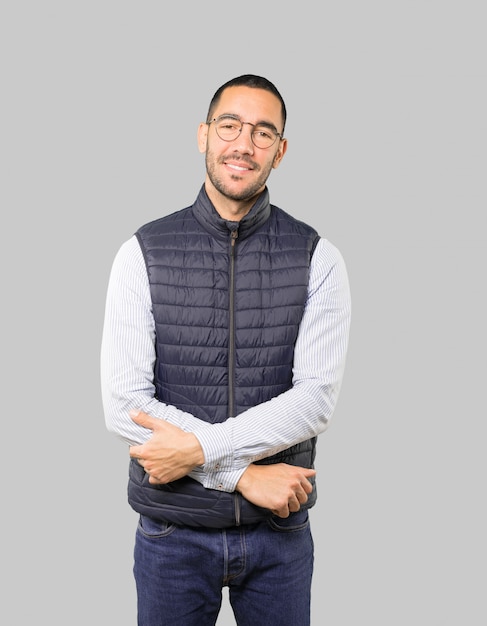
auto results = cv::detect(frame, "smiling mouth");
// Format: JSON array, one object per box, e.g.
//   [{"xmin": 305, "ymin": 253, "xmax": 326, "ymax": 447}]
[{"xmin": 226, "ymin": 162, "xmax": 252, "ymax": 172}]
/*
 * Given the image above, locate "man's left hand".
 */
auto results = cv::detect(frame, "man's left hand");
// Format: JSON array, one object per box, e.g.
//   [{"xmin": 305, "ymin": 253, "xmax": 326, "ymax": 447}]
[{"xmin": 129, "ymin": 410, "xmax": 205, "ymax": 484}]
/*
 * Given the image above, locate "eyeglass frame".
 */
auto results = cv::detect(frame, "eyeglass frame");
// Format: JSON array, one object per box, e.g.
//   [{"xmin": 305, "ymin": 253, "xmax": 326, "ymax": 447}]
[{"xmin": 207, "ymin": 114, "xmax": 284, "ymax": 149}]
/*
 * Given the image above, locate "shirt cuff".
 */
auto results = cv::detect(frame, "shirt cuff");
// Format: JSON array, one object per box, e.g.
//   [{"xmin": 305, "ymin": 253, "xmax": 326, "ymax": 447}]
[
  {"xmin": 190, "ymin": 465, "xmax": 247, "ymax": 493},
  {"xmin": 192, "ymin": 422, "xmax": 236, "ymax": 472}
]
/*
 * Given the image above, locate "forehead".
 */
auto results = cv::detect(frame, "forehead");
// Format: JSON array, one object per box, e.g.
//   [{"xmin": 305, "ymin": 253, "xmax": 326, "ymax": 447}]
[{"xmin": 214, "ymin": 86, "xmax": 283, "ymax": 127}]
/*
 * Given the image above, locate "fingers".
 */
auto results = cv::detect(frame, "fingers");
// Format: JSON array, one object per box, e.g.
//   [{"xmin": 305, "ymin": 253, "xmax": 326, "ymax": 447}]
[
  {"xmin": 272, "ymin": 478, "xmax": 314, "ymax": 518},
  {"xmin": 301, "ymin": 477, "xmax": 314, "ymax": 495},
  {"xmin": 129, "ymin": 409, "xmax": 158, "ymax": 430},
  {"xmin": 283, "ymin": 466, "xmax": 316, "ymax": 515},
  {"xmin": 302, "ymin": 468, "xmax": 317, "ymax": 485},
  {"xmin": 292, "ymin": 468, "xmax": 315, "ymax": 497},
  {"xmin": 295, "ymin": 486, "xmax": 309, "ymax": 504},
  {"xmin": 272, "ymin": 507, "xmax": 291, "ymax": 518},
  {"xmin": 272, "ymin": 496, "xmax": 300, "ymax": 518},
  {"xmin": 129, "ymin": 444, "xmax": 143, "ymax": 459}
]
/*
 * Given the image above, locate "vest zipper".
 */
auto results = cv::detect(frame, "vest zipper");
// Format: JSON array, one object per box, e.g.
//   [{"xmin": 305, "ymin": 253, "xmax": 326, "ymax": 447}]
[{"xmin": 228, "ymin": 228, "xmax": 238, "ymax": 418}]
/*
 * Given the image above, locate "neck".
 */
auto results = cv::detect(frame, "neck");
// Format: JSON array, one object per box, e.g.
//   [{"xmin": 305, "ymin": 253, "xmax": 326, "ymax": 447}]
[{"xmin": 204, "ymin": 179, "xmax": 262, "ymax": 221}]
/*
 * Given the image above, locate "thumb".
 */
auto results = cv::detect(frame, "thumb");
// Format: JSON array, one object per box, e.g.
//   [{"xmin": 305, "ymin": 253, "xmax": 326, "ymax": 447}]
[{"xmin": 129, "ymin": 409, "xmax": 158, "ymax": 430}]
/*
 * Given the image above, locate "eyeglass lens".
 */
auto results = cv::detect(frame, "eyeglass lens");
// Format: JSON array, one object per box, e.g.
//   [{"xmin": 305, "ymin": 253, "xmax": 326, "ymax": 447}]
[{"xmin": 214, "ymin": 116, "xmax": 279, "ymax": 148}]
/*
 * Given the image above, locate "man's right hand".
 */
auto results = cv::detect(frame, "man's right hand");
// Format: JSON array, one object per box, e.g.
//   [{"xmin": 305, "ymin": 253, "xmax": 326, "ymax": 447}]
[{"xmin": 236, "ymin": 463, "xmax": 316, "ymax": 518}]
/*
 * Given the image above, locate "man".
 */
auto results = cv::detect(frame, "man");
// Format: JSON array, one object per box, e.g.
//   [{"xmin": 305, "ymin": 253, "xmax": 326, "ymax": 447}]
[{"xmin": 101, "ymin": 74, "xmax": 351, "ymax": 626}]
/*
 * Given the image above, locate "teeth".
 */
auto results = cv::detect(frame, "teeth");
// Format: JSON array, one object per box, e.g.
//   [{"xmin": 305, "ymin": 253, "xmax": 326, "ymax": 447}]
[{"xmin": 228, "ymin": 164, "xmax": 249, "ymax": 171}]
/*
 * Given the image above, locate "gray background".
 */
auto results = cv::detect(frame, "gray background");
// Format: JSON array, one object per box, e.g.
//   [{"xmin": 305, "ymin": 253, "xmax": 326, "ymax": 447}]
[{"xmin": 2, "ymin": 2, "xmax": 485, "ymax": 624}]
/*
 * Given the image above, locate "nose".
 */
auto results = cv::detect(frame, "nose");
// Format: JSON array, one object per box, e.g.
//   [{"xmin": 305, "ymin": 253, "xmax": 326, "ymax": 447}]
[{"xmin": 232, "ymin": 122, "xmax": 255, "ymax": 154}]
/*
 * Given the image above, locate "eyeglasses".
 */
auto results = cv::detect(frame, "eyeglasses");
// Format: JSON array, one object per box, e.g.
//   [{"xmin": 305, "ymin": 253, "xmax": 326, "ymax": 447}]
[{"xmin": 208, "ymin": 115, "xmax": 283, "ymax": 149}]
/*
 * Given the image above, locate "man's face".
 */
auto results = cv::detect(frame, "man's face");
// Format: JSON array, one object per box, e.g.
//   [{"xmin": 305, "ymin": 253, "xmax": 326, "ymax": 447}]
[{"xmin": 198, "ymin": 86, "xmax": 287, "ymax": 204}]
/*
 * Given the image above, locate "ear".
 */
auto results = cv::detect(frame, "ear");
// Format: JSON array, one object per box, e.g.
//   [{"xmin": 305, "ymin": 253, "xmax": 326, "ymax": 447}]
[
  {"xmin": 197, "ymin": 122, "xmax": 209, "ymax": 153},
  {"xmin": 272, "ymin": 138, "xmax": 288, "ymax": 169}
]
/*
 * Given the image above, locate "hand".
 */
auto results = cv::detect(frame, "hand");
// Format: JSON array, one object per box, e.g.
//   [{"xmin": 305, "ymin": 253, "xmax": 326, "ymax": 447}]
[
  {"xmin": 236, "ymin": 463, "xmax": 316, "ymax": 518},
  {"xmin": 129, "ymin": 410, "xmax": 205, "ymax": 484}
]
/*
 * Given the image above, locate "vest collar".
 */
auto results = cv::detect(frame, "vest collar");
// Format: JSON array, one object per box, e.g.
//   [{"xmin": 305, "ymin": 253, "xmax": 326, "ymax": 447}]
[{"xmin": 192, "ymin": 184, "xmax": 271, "ymax": 240}]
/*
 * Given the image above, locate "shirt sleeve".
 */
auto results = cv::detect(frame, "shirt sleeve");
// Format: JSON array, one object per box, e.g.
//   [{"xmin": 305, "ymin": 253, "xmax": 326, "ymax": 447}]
[
  {"xmin": 101, "ymin": 235, "xmax": 351, "ymax": 492},
  {"xmin": 100, "ymin": 236, "xmax": 214, "ymax": 443}
]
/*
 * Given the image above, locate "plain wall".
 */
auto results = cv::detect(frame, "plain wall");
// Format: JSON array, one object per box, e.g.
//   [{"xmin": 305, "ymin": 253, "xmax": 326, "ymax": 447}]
[{"xmin": 1, "ymin": 2, "xmax": 485, "ymax": 624}]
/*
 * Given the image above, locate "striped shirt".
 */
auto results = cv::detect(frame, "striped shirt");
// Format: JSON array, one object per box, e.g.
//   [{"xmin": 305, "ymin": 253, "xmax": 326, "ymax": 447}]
[{"xmin": 101, "ymin": 234, "xmax": 351, "ymax": 492}]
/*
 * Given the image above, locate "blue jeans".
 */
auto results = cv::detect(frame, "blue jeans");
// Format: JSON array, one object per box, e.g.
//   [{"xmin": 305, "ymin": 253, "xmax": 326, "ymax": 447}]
[{"xmin": 134, "ymin": 509, "xmax": 314, "ymax": 626}]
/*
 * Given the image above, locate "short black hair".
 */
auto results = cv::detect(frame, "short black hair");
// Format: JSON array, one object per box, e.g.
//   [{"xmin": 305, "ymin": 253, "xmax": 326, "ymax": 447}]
[{"xmin": 206, "ymin": 74, "xmax": 287, "ymax": 133}]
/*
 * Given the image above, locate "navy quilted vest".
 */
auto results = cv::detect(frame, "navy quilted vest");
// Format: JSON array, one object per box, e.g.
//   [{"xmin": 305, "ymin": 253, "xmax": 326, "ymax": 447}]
[{"xmin": 128, "ymin": 186, "xmax": 320, "ymax": 527}]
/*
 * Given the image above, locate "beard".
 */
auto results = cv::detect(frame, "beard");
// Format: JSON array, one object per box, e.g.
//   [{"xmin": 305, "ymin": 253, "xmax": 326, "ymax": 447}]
[{"xmin": 205, "ymin": 148, "xmax": 275, "ymax": 202}]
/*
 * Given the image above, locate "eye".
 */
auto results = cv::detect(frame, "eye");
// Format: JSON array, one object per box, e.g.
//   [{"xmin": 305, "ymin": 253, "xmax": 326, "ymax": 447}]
[
  {"xmin": 217, "ymin": 117, "xmax": 241, "ymax": 132},
  {"xmin": 254, "ymin": 126, "xmax": 275, "ymax": 141}
]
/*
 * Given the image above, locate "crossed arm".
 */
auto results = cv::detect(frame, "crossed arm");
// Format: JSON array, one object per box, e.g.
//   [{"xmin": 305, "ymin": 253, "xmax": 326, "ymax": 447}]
[
  {"xmin": 101, "ymin": 235, "xmax": 351, "ymax": 517},
  {"xmin": 129, "ymin": 409, "xmax": 316, "ymax": 517}
]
